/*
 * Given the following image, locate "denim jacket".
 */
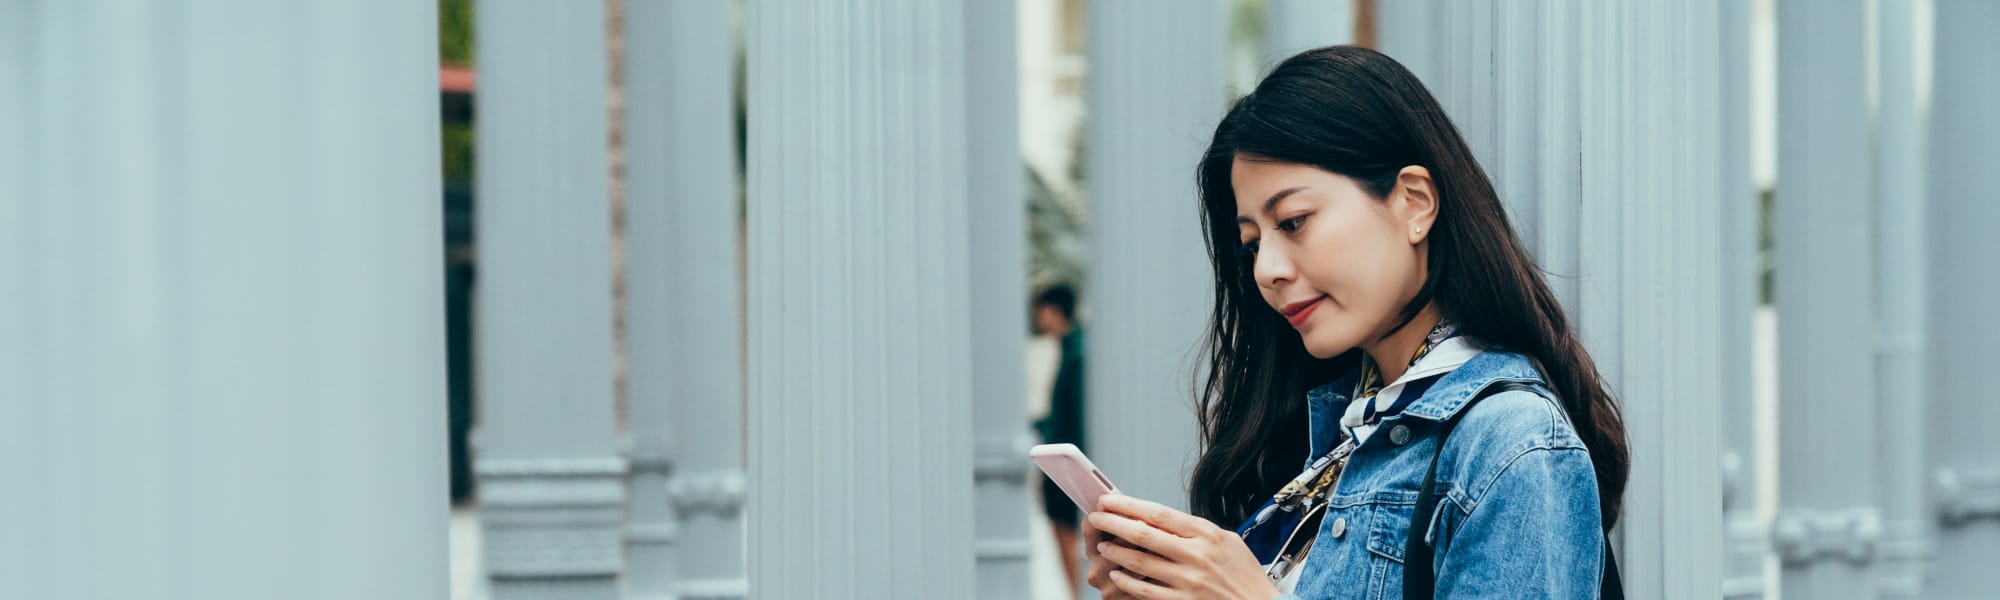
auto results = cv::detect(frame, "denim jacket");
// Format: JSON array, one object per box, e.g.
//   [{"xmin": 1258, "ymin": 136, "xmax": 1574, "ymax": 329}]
[{"xmin": 1239, "ymin": 348, "xmax": 1605, "ymax": 599}]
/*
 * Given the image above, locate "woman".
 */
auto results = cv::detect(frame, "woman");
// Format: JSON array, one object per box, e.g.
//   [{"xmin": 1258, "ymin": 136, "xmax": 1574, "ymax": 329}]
[{"xmin": 1081, "ymin": 46, "xmax": 1628, "ymax": 599}]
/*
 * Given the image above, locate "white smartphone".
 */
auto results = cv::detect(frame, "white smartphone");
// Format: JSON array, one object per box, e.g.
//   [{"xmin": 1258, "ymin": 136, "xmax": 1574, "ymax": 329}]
[{"xmin": 1030, "ymin": 443, "xmax": 1120, "ymax": 513}]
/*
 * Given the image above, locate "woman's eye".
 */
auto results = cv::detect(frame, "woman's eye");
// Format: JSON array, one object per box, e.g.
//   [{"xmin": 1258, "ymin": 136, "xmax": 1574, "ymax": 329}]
[
  {"xmin": 1236, "ymin": 239, "xmax": 1260, "ymax": 258},
  {"xmin": 1277, "ymin": 215, "xmax": 1308, "ymax": 233}
]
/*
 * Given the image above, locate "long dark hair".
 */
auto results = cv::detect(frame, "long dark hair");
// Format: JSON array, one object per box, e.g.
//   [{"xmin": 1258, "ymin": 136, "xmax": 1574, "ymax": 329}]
[{"xmin": 1188, "ymin": 46, "xmax": 1629, "ymax": 530}]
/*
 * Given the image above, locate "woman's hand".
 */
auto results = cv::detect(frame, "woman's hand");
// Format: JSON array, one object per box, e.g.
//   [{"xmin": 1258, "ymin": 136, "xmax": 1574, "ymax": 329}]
[
  {"xmin": 1081, "ymin": 509, "xmax": 1139, "ymax": 600},
  {"xmin": 1083, "ymin": 494, "xmax": 1281, "ymax": 600}
]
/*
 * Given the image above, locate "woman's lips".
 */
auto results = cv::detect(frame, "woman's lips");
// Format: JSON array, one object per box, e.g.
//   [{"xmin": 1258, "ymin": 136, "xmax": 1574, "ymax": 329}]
[{"xmin": 1281, "ymin": 296, "xmax": 1325, "ymax": 328}]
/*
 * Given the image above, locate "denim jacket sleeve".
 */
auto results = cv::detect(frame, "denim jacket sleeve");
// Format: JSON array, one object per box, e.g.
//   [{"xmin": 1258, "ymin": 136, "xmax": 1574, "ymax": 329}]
[{"xmin": 1433, "ymin": 440, "xmax": 1604, "ymax": 597}]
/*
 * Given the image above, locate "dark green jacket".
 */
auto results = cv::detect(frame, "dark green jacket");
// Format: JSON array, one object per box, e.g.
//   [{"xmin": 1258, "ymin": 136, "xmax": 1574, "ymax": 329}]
[{"xmin": 1036, "ymin": 327, "xmax": 1086, "ymax": 450}]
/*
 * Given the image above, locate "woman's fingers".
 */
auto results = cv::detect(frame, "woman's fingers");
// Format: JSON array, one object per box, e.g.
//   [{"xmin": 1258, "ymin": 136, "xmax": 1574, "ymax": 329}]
[
  {"xmin": 1086, "ymin": 510, "xmax": 1194, "ymax": 563},
  {"xmin": 1097, "ymin": 580, "xmax": 1137, "ymax": 600},
  {"xmin": 1100, "ymin": 494, "xmax": 1222, "ymax": 540},
  {"xmin": 1096, "ymin": 540, "xmax": 1178, "ymax": 583},
  {"xmin": 1108, "ymin": 569, "xmax": 1177, "ymax": 600},
  {"xmin": 1086, "ymin": 551, "xmax": 1120, "ymax": 590},
  {"xmin": 1086, "ymin": 539, "xmax": 1149, "ymax": 593},
  {"xmin": 1082, "ymin": 517, "xmax": 1108, "ymax": 549}
]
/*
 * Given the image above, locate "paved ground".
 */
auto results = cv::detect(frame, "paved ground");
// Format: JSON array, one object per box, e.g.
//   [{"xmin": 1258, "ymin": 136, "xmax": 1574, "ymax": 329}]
[
  {"xmin": 447, "ymin": 478, "xmax": 1083, "ymax": 599},
  {"xmin": 449, "ymin": 506, "xmax": 483, "ymax": 600}
]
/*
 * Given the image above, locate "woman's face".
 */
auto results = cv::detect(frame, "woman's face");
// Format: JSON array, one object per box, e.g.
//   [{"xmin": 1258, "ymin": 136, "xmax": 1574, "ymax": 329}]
[{"xmin": 1232, "ymin": 156, "xmax": 1437, "ymax": 359}]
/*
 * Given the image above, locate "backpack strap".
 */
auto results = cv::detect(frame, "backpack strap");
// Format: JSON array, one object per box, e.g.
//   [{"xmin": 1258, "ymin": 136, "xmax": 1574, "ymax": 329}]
[{"xmin": 1402, "ymin": 381, "xmax": 1624, "ymax": 599}]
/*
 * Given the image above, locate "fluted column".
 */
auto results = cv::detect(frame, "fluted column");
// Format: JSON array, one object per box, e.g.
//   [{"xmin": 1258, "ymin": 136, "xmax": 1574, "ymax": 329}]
[
  {"xmin": 1873, "ymin": 0, "xmax": 1933, "ymax": 596},
  {"xmin": 1382, "ymin": 3, "xmax": 1728, "ymax": 598},
  {"xmin": 965, "ymin": 0, "xmax": 1035, "ymax": 597},
  {"xmin": 1773, "ymin": 1, "xmax": 1880, "ymax": 597},
  {"xmin": 0, "ymin": 4, "xmax": 26, "ymax": 589},
  {"xmin": 623, "ymin": 1, "xmax": 745, "ymax": 599},
  {"xmin": 1575, "ymin": 3, "xmax": 1726, "ymax": 597},
  {"xmin": 475, "ymin": 2, "xmax": 628, "ymax": 599},
  {"xmin": 745, "ymin": 1, "xmax": 976, "ymax": 596},
  {"xmin": 0, "ymin": 2, "xmax": 449, "ymax": 598},
  {"xmin": 1373, "ymin": 0, "xmax": 1437, "ymax": 86},
  {"xmin": 1264, "ymin": 0, "xmax": 1353, "ymax": 65},
  {"xmin": 1927, "ymin": 1, "xmax": 2000, "ymax": 596},
  {"xmin": 1083, "ymin": 0, "xmax": 1225, "ymax": 517},
  {"xmin": 1718, "ymin": 1, "xmax": 1768, "ymax": 597}
]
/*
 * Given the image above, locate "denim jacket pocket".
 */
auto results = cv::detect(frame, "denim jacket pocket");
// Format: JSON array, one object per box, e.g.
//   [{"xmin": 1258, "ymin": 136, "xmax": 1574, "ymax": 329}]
[{"xmin": 1360, "ymin": 497, "xmax": 1417, "ymax": 600}]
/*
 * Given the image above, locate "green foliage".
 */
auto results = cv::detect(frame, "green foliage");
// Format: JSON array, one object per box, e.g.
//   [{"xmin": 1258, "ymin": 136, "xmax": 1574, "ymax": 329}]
[
  {"xmin": 1028, "ymin": 128, "xmax": 1089, "ymax": 293},
  {"xmin": 440, "ymin": 0, "xmax": 475, "ymax": 66},
  {"xmin": 1760, "ymin": 186, "xmax": 1774, "ymax": 305},
  {"xmin": 439, "ymin": 0, "xmax": 475, "ymax": 182},
  {"xmin": 442, "ymin": 121, "xmax": 475, "ymax": 183},
  {"xmin": 1028, "ymin": 165, "xmax": 1087, "ymax": 292}
]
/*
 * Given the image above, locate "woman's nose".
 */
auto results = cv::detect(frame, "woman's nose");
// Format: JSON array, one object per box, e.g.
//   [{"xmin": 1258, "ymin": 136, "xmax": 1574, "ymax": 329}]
[{"xmin": 1254, "ymin": 244, "xmax": 1295, "ymax": 289}]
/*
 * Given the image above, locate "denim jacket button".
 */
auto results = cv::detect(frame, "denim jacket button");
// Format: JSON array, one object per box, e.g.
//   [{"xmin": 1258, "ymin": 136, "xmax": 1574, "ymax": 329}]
[
  {"xmin": 1389, "ymin": 424, "xmax": 1412, "ymax": 445},
  {"xmin": 1329, "ymin": 517, "xmax": 1348, "ymax": 538}
]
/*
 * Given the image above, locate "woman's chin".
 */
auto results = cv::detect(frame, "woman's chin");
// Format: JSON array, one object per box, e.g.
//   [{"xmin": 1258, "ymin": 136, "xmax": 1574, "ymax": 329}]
[
  {"xmin": 1297, "ymin": 325, "xmax": 1364, "ymax": 360},
  {"xmin": 1298, "ymin": 337, "xmax": 1345, "ymax": 360}
]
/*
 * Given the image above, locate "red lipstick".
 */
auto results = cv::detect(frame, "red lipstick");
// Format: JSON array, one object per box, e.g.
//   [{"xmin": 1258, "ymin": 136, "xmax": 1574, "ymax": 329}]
[{"xmin": 1280, "ymin": 296, "xmax": 1324, "ymax": 328}]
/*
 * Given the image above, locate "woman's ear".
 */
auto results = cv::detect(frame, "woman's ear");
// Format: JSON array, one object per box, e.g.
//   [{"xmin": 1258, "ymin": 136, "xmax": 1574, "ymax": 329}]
[{"xmin": 1394, "ymin": 166, "xmax": 1439, "ymax": 244}]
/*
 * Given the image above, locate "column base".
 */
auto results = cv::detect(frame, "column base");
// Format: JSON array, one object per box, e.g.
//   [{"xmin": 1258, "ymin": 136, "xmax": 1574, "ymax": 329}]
[{"xmin": 476, "ymin": 456, "xmax": 629, "ymax": 598}]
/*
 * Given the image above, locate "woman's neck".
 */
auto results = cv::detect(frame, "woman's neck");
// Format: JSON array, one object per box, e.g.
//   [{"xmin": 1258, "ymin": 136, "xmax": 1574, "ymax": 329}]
[{"xmin": 1362, "ymin": 304, "xmax": 1443, "ymax": 384}]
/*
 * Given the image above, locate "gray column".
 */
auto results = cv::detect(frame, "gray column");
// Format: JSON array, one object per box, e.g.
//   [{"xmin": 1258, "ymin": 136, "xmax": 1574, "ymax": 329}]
[
  {"xmin": 1381, "ymin": 0, "xmax": 1545, "ymax": 262},
  {"xmin": 1264, "ymin": 0, "xmax": 1353, "ymax": 65},
  {"xmin": 1426, "ymin": 0, "xmax": 1541, "ymax": 272},
  {"xmin": 1427, "ymin": 0, "xmax": 1499, "ymax": 193},
  {"xmin": 0, "ymin": 2, "xmax": 449, "ymax": 598},
  {"xmin": 623, "ymin": 1, "xmax": 745, "ymax": 599},
  {"xmin": 475, "ymin": 2, "xmax": 628, "ymax": 599},
  {"xmin": 1374, "ymin": 0, "xmax": 1437, "ymax": 87},
  {"xmin": 1874, "ymin": 0, "xmax": 1933, "ymax": 596},
  {"xmin": 0, "ymin": 2, "xmax": 25, "ymax": 591},
  {"xmin": 965, "ymin": 0, "xmax": 1035, "ymax": 598},
  {"xmin": 1084, "ymin": 0, "xmax": 1225, "ymax": 515},
  {"xmin": 1384, "ymin": 3, "xmax": 1727, "ymax": 598},
  {"xmin": 1718, "ymin": 1, "xmax": 1768, "ymax": 597},
  {"xmin": 1579, "ymin": 3, "xmax": 1727, "ymax": 597},
  {"xmin": 744, "ymin": 1, "xmax": 976, "ymax": 597},
  {"xmin": 1928, "ymin": 1, "xmax": 2000, "ymax": 596},
  {"xmin": 1773, "ymin": 1, "xmax": 1881, "ymax": 597}
]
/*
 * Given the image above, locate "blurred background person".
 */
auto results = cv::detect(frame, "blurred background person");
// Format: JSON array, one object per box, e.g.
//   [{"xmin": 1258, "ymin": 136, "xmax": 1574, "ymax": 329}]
[{"xmin": 1032, "ymin": 282, "xmax": 1087, "ymax": 600}]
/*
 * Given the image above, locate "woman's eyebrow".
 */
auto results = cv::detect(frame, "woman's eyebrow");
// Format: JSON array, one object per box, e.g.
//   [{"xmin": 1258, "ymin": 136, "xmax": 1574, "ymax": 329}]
[{"xmin": 1235, "ymin": 186, "xmax": 1309, "ymax": 225}]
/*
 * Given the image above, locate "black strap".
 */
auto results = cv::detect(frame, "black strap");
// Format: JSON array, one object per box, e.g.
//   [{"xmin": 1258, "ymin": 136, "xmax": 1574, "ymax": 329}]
[{"xmin": 1403, "ymin": 382, "xmax": 1624, "ymax": 599}]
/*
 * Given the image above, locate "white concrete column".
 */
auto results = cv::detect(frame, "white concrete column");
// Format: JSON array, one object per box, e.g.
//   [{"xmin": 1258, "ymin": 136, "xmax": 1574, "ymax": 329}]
[
  {"xmin": 1773, "ymin": 1, "xmax": 1882, "ymax": 597},
  {"xmin": 1927, "ymin": 0, "xmax": 2000, "ymax": 596},
  {"xmin": 1426, "ymin": 0, "xmax": 1499, "ymax": 193},
  {"xmin": 475, "ymin": 2, "xmax": 628, "ymax": 599},
  {"xmin": 1380, "ymin": 0, "xmax": 1554, "ymax": 281},
  {"xmin": 1374, "ymin": 0, "xmax": 1438, "ymax": 87},
  {"xmin": 1383, "ymin": 3, "xmax": 1728, "ymax": 598},
  {"xmin": 0, "ymin": 3, "xmax": 26, "ymax": 590},
  {"xmin": 0, "ymin": 1, "xmax": 450, "ymax": 598},
  {"xmin": 622, "ymin": 1, "xmax": 745, "ymax": 599},
  {"xmin": 1873, "ymin": 0, "xmax": 1934, "ymax": 596},
  {"xmin": 965, "ymin": 0, "xmax": 1035, "ymax": 597},
  {"xmin": 1718, "ymin": 2, "xmax": 1769, "ymax": 598},
  {"xmin": 1083, "ymin": 0, "xmax": 1226, "ymax": 516},
  {"xmin": 744, "ymin": 1, "xmax": 976, "ymax": 596},
  {"xmin": 1579, "ymin": 3, "xmax": 1726, "ymax": 597},
  {"xmin": 1264, "ymin": 0, "xmax": 1353, "ymax": 65}
]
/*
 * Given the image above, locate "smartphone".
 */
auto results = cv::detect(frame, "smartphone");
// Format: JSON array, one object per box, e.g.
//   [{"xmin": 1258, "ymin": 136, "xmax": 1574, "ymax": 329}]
[{"xmin": 1030, "ymin": 443, "xmax": 1119, "ymax": 513}]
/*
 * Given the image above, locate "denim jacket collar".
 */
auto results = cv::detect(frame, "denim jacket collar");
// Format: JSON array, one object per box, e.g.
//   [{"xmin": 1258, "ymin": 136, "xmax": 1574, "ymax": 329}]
[{"xmin": 1302, "ymin": 345, "xmax": 1546, "ymax": 463}]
